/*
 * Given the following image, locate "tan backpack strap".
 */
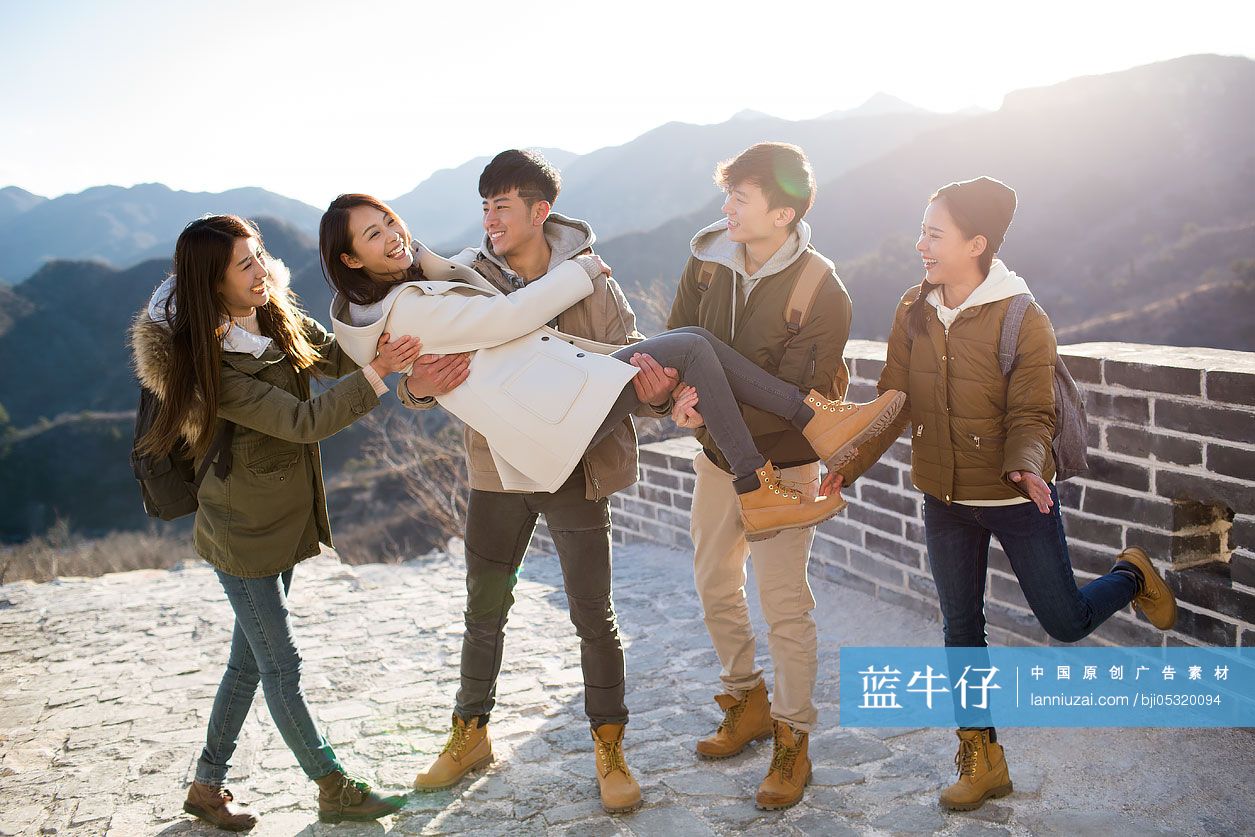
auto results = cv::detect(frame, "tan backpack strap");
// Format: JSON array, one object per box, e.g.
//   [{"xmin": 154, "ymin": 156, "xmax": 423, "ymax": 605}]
[
  {"xmin": 785, "ymin": 252, "xmax": 833, "ymax": 336},
  {"xmin": 697, "ymin": 262, "xmax": 717, "ymax": 292}
]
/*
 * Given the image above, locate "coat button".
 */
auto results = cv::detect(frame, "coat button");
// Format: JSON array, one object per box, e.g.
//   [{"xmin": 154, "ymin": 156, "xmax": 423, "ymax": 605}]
[
  {"xmin": 576, "ymin": 353, "xmax": 585, "ymax": 357},
  {"xmin": 541, "ymin": 335, "xmax": 549, "ymax": 341}
]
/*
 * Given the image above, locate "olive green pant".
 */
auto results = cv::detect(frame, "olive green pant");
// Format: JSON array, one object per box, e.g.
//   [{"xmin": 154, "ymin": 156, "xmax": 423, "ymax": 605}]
[{"xmin": 455, "ymin": 469, "xmax": 628, "ymax": 726}]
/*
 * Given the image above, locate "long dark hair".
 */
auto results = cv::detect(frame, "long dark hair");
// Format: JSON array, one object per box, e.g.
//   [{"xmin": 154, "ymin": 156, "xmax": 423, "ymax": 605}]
[
  {"xmin": 319, "ymin": 193, "xmax": 423, "ymax": 306},
  {"xmin": 138, "ymin": 215, "xmax": 320, "ymax": 458},
  {"xmin": 907, "ymin": 177, "xmax": 1017, "ymax": 338}
]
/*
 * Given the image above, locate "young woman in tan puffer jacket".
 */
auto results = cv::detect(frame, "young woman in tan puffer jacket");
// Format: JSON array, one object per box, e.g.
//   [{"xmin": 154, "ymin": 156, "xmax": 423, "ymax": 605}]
[{"xmin": 823, "ymin": 177, "xmax": 1179, "ymax": 813}]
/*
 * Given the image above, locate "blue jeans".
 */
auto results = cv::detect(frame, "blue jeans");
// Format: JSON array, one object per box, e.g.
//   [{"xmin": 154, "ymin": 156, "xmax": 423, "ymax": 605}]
[
  {"xmin": 922, "ymin": 486, "xmax": 1137, "ymax": 728},
  {"xmin": 923, "ymin": 485, "xmax": 1137, "ymax": 647},
  {"xmin": 195, "ymin": 569, "xmax": 339, "ymax": 785}
]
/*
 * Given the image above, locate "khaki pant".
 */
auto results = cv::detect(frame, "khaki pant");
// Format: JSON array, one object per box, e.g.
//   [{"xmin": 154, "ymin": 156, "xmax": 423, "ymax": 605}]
[{"xmin": 690, "ymin": 451, "xmax": 820, "ymax": 731}]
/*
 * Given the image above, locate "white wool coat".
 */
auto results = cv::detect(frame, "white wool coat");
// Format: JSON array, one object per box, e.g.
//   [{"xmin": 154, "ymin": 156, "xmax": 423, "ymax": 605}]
[{"xmin": 331, "ymin": 245, "xmax": 638, "ymax": 493}]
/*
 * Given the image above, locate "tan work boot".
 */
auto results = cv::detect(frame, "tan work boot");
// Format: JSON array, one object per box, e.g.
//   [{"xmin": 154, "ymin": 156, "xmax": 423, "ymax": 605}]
[
  {"xmin": 801, "ymin": 389, "xmax": 907, "ymax": 470},
  {"xmin": 1116, "ymin": 547, "xmax": 1178, "ymax": 630},
  {"xmin": 314, "ymin": 770, "xmax": 405, "ymax": 824},
  {"xmin": 739, "ymin": 460, "xmax": 847, "ymax": 542},
  {"xmin": 939, "ymin": 729, "xmax": 1013, "ymax": 811},
  {"xmin": 592, "ymin": 723, "xmax": 642, "ymax": 814},
  {"xmin": 696, "ymin": 681, "xmax": 773, "ymax": 759},
  {"xmin": 414, "ymin": 714, "xmax": 493, "ymax": 791},
  {"xmin": 183, "ymin": 782, "xmax": 258, "ymax": 832},
  {"xmin": 755, "ymin": 720, "xmax": 811, "ymax": 810}
]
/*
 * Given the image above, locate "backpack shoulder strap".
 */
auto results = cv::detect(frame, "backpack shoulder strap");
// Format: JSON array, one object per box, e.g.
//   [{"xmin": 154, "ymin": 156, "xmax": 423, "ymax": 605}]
[
  {"xmin": 696, "ymin": 261, "xmax": 718, "ymax": 292},
  {"xmin": 998, "ymin": 294, "xmax": 1035, "ymax": 375},
  {"xmin": 194, "ymin": 422, "xmax": 236, "ymax": 486},
  {"xmin": 785, "ymin": 251, "xmax": 834, "ymax": 336}
]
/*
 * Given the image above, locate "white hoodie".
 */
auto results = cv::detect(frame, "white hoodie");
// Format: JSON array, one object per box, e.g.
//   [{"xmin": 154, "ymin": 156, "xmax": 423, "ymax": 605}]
[{"xmin": 927, "ymin": 259, "xmax": 1031, "ymax": 331}]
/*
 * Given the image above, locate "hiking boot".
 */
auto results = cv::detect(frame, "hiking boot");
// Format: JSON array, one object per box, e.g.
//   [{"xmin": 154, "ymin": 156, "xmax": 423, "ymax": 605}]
[
  {"xmin": 183, "ymin": 782, "xmax": 258, "ymax": 832},
  {"xmin": 754, "ymin": 721, "xmax": 811, "ymax": 810},
  {"xmin": 592, "ymin": 723, "xmax": 642, "ymax": 814},
  {"xmin": 738, "ymin": 460, "xmax": 847, "ymax": 542},
  {"xmin": 939, "ymin": 729, "xmax": 1013, "ymax": 812},
  {"xmin": 1116, "ymin": 547, "xmax": 1178, "ymax": 630},
  {"xmin": 696, "ymin": 681, "xmax": 773, "ymax": 759},
  {"xmin": 801, "ymin": 389, "xmax": 906, "ymax": 470},
  {"xmin": 314, "ymin": 770, "xmax": 405, "ymax": 824},
  {"xmin": 414, "ymin": 714, "xmax": 493, "ymax": 791}
]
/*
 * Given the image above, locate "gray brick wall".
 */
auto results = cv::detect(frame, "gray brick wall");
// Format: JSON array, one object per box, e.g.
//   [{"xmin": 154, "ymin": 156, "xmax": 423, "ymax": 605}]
[{"xmin": 534, "ymin": 340, "xmax": 1255, "ymax": 649}]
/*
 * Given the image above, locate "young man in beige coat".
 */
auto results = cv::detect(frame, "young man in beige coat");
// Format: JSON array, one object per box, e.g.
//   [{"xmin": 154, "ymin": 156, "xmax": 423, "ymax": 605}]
[{"xmin": 666, "ymin": 142, "xmax": 852, "ymax": 810}]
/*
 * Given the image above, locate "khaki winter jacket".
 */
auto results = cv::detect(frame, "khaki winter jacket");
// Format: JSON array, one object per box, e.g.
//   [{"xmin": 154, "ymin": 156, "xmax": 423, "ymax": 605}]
[
  {"xmin": 131, "ymin": 309, "xmax": 379, "ymax": 578},
  {"xmin": 667, "ymin": 221, "xmax": 852, "ymax": 473},
  {"xmin": 839, "ymin": 283, "xmax": 1057, "ymax": 502}
]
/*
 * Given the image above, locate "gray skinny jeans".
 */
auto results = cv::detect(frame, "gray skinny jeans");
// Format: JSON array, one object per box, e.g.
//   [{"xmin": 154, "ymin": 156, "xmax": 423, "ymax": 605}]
[{"xmin": 593, "ymin": 327, "xmax": 807, "ymax": 479}]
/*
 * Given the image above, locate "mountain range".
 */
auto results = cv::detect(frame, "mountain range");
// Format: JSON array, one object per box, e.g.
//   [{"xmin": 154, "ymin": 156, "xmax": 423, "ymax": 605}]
[{"xmin": 1, "ymin": 54, "xmax": 1252, "ymax": 541}]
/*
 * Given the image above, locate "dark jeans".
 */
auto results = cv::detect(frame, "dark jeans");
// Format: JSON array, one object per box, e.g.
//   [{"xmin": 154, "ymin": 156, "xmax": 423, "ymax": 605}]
[
  {"xmin": 590, "ymin": 327, "xmax": 808, "ymax": 479},
  {"xmin": 922, "ymin": 485, "xmax": 1137, "ymax": 647},
  {"xmin": 457, "ymin": 469, "xmax": 628, "ymax": 727},
  {"xmin": 196, "ymin": 569, "xmax": 339, "ymax": 785},
  {"xmin": 922, "ymin": 486, "xmax": 1137, "ymax": 728}
]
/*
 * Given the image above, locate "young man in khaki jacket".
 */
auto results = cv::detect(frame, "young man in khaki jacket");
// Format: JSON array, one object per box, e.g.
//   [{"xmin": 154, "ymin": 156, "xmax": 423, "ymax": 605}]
[
  {"xmin": 398, "ymin": 149, "xmax": 672, "ymax": 813},
  {"xmin": 666, "ymin": 142, "xmax": 852, "ymax": 810}
]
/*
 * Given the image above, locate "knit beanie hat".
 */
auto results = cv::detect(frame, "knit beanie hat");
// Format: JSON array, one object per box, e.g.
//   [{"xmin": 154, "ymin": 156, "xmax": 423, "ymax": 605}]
[{"xmin": 935, "ymin": 176, "xmax": 1017, "ymax": 253}]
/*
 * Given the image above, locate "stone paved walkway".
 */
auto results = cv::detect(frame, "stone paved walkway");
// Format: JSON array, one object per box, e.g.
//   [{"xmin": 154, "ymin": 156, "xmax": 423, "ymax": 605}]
[{"xmin": 0, "ymin": 542, "xmax": 1251, "ymax": 836}]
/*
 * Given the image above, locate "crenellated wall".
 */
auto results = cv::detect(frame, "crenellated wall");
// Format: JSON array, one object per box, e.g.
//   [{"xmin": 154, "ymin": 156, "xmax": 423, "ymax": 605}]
[{"xmin": 537, "ymin": 341, "xmax": 1255, "ymax": 649}]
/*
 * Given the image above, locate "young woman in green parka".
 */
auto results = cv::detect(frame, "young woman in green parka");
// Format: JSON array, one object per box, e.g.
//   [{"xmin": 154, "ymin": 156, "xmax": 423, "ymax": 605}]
[{"xmin": 131, "ymin": 215, "xmax": 420, "ymax": 829}]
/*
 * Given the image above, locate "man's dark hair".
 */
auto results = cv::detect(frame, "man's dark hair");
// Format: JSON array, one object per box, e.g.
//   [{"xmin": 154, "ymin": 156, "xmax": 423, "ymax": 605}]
[
  {"xmin": 715, "ymin": 142, "xmax": 816, "ymax": 228},
  {"xmin": 478, "ymin": 149, "xmax": 561, "ymax": 206}
]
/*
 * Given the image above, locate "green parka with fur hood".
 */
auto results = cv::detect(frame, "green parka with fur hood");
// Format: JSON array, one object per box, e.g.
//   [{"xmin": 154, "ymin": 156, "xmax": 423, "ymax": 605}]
[{"xmin": 130, "ymin": 264, "xmax": 380, "ymax": 578}]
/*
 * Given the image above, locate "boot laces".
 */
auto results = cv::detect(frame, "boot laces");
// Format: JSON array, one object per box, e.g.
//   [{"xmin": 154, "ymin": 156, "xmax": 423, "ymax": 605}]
[
  {"xmin": 441, "ymin": 720, "xmax": 471, "ymax": 758},
  {"xmin": 330, "ymin": 772, "xmax": 370, "ymax": 807},
  {"xmin": 716, "ymin": 698, "xmax": 747, "ymax": 734},
  {"xmin": 595, "ymin": 736, "xmax": 630, "ymax": 777},
  {"xmin": 768, "ymin": 728, "xmax": 802, "ymax": 779},
  {"xmin": 955, "ymin": 738, "xmax": 980, "ymax": 778},
  {"xmin": 763, "ymin": 468, "xmax": 802, "ymax": 501},
  {"xmin": 216, "ymin": 787, "xmax": 235, "ymax": 803}
]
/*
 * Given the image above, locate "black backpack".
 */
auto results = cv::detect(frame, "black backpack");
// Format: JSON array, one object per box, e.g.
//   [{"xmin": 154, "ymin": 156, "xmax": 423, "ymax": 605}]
[{"xmin": 130, "ymin": 387, "xmax": 235, "ymax": 520}]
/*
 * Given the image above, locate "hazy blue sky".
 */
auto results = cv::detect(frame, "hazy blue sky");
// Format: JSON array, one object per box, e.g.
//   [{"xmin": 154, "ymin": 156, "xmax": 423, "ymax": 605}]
[{"xmin": 1, "ymin": 0, "xmax": 1251, "ymax": 206}]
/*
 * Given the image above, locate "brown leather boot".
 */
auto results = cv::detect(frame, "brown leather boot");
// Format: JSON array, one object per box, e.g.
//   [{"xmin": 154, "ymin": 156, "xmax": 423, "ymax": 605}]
[
  {"xmin": 314, "ymin": 770, "xmax": 405, "ymax": 824},
  {"xmin": 695, "ymin": 681, "xmax": 773, "ymax": 759},
  {"xmin": 801, "ymin": 389, "xmax": 907, "ymax": 470},
  {"xmin": 1117, "ymin": 547, "xmax": 1178, "ymax": 630},
  {"xmin": 754, "ymin": 721, "xmax": 811, "ymax": 810},
  {"xmin": 183, "ymin": 782, "xmax": 258, "ymax": 832},
  {"xmin": 592, "ymin": 723, "xmax": 642, "ymax": 814},
  {"xmin": 414, "ymin": 714, "xmax": 494, "ymax": 791},
  {"xmin": 738, "ymin": 460, "xmax": 847, "ymax": 542},
  {"xmin": 939, "ymin": 729, "xmax": 1013, "ymax": 811}
]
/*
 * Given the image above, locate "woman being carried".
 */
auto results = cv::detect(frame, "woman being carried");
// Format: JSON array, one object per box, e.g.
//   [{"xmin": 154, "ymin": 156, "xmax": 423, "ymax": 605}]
[{"xmin": 321, "ymin": 193, "xmax": 906, "ymax": 540}]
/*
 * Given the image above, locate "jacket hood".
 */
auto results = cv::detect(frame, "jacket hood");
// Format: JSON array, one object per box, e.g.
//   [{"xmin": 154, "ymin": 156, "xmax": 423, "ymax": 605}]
[
  {"xmin": 689, "ymin": 217, "xmax": 813, "ymax": 283},
  {"xmin": 478, "ymin": 211, "xmax": 595, "ymax": 275},
  {"xmin": 927, "ymin": 259, "xmax": 1031, "ymax": 326}
]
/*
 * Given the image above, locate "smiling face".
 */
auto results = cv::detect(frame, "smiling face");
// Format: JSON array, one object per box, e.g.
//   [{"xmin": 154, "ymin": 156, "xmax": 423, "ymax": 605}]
[
  {"xmin": 917, "ymin": 198, "xmax": 987, "ymax": 286},
  {"xmin": 482, "ymin": 188, "xmax": 548, "ymax": 260},
  {"xmin": 340, "ymin": 205, "xmax": 414, "ymax": 281},
  {"xmin": 217, "ymin": 235, "xmax": 270, "ymax": 317},
  {"xmin": 721, "ymin": 180, "xmax": 794, "ymax": 246}
]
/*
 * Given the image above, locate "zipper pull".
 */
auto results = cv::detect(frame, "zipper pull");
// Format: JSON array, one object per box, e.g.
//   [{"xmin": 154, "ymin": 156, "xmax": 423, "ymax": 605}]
[
  {"xmin": 970, "ymin": 434, "xmax": 981, "ymax": 449},
  {"xmin": 807, "ymin": 345, "xmax": 817, "ymax": 380},
  {"xmin": 915, "ymin": 424, "xmax": 924, "ymax": 437}
]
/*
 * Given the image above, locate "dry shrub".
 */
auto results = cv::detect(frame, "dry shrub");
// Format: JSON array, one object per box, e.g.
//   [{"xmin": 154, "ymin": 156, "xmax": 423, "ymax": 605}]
[{"xmin": 0, "ymin": 520, "xmax": 195, "ymax": 585}]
